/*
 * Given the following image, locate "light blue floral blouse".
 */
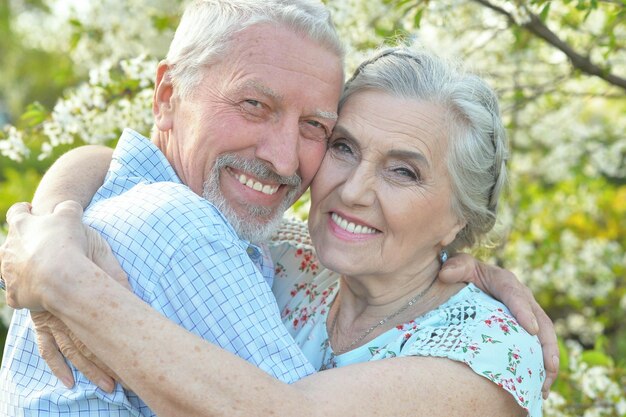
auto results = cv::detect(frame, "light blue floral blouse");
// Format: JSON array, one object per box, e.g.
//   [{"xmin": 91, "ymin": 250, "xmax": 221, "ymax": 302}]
[{"xmin": 270, "ymin": 219, "xmax": 544, "ymax": 417}]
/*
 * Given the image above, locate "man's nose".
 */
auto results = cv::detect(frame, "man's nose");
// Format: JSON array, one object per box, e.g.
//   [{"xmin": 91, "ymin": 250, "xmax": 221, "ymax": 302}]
[{"xmin": 255, "ymin": 120, "xmax": 300, "ymax": 177}]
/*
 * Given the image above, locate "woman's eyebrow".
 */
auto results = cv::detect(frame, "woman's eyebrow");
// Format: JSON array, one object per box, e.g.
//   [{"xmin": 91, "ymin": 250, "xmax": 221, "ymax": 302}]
[
  {"xmin": 331, "ymin": 125, "xmax": 356, "ymax": 140},
  {"xmin": 387, "ymin": 149, "xmax": 430, "ymax": 168},
  {"xmin": 333, "ymin": 125, "xmax": 430, "ymax": 167}
]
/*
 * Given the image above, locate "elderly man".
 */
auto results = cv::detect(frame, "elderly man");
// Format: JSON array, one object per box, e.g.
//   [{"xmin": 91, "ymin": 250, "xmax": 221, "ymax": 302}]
[
  {"xmin": 1, "ymin": 0, "xmax": 342, "ymax": 415},
  {"xmin": 0, "ymin": 0, "xmax": 556, "ymax": 416}
]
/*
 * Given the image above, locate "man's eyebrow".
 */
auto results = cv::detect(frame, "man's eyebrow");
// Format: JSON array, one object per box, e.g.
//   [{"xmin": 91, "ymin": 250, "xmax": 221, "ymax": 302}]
[
  {"xmin": 237, "ymin": 80, "xmax": 282, "ymax": 100},
  {"xmin": 314, "ymin": 110, "xmax": 338, "ymax": 121},
  {"xmin": 236, "ymin": 81, "xmax": 336, "ymax": 120}
]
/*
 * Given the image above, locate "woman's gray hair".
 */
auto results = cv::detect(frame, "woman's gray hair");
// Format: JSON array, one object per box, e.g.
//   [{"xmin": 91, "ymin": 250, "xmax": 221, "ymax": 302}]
[
  {"xmin": 166, "ymin": 0, "xmax": 345, "ymax": 99},
  {"xmin": 340, "ymin": 47, "xmax": 508, "ymax": 251}
]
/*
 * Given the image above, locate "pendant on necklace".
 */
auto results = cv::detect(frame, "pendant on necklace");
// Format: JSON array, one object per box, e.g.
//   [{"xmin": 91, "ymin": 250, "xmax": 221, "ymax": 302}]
[{"xmin": 320, "ymin": 350, "xmax": 335, "ymax": 371}]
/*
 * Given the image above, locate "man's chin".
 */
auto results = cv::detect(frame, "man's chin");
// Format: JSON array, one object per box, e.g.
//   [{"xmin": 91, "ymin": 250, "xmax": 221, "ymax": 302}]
[
  {"xmin": 204, "ymin": 175, "xmax": 296, "ymax": 242},
  {"xmin": 222, "ymin": 203, "xmax": 286, "ymax": 243},
  {"xmin": 231, "ymin": 214, "xmax": 283, "ymax": 243}
]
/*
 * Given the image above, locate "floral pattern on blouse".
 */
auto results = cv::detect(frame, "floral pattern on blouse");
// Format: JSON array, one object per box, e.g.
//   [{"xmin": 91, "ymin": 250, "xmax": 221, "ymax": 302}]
[{"xmin": 269, "ymin": 219, "xmax": 544, "ymax": 417}]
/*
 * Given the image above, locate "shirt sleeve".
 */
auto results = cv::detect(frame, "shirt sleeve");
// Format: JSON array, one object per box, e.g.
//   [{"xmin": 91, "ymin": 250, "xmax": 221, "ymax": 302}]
[
  {"xmin": 461, "ymin": 306, "xmax": 544, "ymax": 416},
  {"xmin": 149, "ymin": 229, "xmax": 316, "ymax": 384},
  {"xmin": 391, "ymin": 287, "xmax": 544, "ymax": 417}
]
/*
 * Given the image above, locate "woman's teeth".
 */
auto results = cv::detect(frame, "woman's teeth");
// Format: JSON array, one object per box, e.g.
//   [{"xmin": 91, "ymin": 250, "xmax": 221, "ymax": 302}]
[{"xmin": 331, "ymin": 213, "xmax": 377, "ymax": 234}]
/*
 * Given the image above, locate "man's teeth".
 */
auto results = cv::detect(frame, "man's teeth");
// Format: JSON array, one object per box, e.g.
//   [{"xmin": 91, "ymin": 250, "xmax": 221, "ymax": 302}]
[
  {"xmin": 236, "ymin": 173, "xmax": 279, "ymax": 195},
  {"xmin": 331, "ymin": 213, "xmax": 377, "ymax": 235}
]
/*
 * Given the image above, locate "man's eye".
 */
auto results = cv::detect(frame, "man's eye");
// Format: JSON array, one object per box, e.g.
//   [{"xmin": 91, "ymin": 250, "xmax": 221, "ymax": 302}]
[
  {"xmin": 300, "ymin": 120, "xmax": 329, "ymax": 142},
  {"xmin": 244, "ymin": 99, "xmax": 262, "ymax": 108}
]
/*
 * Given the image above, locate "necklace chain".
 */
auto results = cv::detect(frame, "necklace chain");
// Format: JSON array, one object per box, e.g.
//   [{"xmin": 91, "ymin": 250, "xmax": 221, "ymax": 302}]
[{"xmin": 321, "ymin": 277, "xmax": 437, "ymax": 369}]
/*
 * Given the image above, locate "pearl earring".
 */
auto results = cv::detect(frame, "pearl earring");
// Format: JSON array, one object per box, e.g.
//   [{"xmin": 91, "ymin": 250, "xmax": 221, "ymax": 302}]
[{"xmin": 439, "ymin": 249, "xmax": 449, "ymax": 264}]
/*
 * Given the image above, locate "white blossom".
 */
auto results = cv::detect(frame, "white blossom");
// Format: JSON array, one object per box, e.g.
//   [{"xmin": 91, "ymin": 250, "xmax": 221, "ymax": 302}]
[
  {"xmin": 0, "ymin": 125, "xmax": 30, "ymax": 162},
  {"xmin": 581, "ymin": 367, "xmax": 621, "ymax": 400}
]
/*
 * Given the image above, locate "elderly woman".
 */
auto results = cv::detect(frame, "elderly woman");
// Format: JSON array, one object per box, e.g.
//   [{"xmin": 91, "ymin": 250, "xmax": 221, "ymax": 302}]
[{"xmin": 1, "ymin": 48, "xmax": 543, "ymax": 416}]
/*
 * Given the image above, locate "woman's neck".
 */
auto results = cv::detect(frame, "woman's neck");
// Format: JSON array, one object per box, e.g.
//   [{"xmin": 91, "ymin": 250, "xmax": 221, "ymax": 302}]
[{"xmin": 329, "ymin": 260, "xmax": 465, "ymax": 352}]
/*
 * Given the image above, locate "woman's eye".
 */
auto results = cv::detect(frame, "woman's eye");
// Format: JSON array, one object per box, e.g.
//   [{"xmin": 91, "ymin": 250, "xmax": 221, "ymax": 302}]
[
  {"xmin": 394, "ymin": 167, "xmax": 419, "ymax": 181},
  {"xmin": 330, "ymin": 140, "xmax": 353, "ymax": 154}
]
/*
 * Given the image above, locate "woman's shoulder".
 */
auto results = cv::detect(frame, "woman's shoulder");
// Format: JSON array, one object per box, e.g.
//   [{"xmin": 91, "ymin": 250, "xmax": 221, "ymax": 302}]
[
  {"xmin": 269, "ymin": 217, "xmax": 323, "ymax": 281},
  {"xmin": 270, "ymin": 217, "xmax": 314, "ymax": 249},
  {"xmin": 269, "ymin": 217, "xmax": 338, "ymax": 320},
  {"xmin": 390, "ymin": 284, "xmax": 545, "ymax": 416},
  {"xmin": 451, "ymin": 285, "xmax": 543, "ymax": 356},
  {"xmin": 386, "ymin": 285, "xmax": 542, "ymax": 351}
]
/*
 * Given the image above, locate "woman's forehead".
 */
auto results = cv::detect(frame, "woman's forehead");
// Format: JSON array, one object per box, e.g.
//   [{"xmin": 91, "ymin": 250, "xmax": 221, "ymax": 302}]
[{"xmin": 337, "ymin": 90, "xmax": 449, "ymax": 159}]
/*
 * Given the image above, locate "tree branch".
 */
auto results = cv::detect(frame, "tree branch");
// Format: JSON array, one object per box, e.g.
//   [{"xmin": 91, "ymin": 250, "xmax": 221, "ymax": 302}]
[{"xmin": 471, "ymin": 0, "xmax": 626, "ymax": 92}]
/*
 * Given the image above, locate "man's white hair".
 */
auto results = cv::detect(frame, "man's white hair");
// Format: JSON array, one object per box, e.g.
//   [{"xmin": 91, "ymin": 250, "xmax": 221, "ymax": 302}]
[{"xmin": 166, "ymin": 0, "xmax": 345, "ymax": 98}]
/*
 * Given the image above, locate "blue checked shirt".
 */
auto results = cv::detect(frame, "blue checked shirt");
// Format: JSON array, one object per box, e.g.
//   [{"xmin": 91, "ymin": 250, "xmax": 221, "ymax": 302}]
[{"xmin": 0, "ymin": 128, "xmax": 315, "ymax": 416}]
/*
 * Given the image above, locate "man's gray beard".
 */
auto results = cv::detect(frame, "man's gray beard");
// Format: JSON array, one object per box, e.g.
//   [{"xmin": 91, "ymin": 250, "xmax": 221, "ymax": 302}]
[{"xmin": 202, "ymin": 154, "xmax": 302, "ymax": 243}]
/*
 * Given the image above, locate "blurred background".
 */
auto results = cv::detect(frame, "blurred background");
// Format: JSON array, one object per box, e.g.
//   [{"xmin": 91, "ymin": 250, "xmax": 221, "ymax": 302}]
[{"xmin": 0, "ymin": 0, "xmax": 624, "ymax": 415}]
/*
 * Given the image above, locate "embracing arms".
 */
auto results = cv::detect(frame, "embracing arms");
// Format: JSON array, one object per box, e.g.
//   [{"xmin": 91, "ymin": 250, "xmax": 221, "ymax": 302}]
[
  {"xmin": 26, "ymin": 145, "xmax": 558, "ymax": 396},
  {"xmin": 1, "ymin": 201, "xmax": 525, "ymax": 417},
  {"xmin": 31, "ymin": 145, "xmax": 113, "ymax": 214},
  {"xmin": 0, "ymin": 145, "xmax": 556, "ymax": 416}
]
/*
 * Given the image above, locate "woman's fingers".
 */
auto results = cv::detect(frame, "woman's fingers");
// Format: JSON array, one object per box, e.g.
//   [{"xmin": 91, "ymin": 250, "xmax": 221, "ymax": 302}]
[
  {"xmin": 32, "ymin": 311, "xmax": 115, "ymax": 393},
  {"xmin": 32, "ymin": 315, "xmax": 75, "ymax": 389},
  {"xmin": 86, "ymin": 226, "xmax": 130, "ymax": 290}
]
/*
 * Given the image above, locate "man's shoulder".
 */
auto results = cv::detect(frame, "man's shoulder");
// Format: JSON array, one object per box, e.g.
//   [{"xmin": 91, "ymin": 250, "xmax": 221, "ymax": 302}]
[{"xmin": 86, "ymin": 181, "xmax": 239, "ymax": 245}]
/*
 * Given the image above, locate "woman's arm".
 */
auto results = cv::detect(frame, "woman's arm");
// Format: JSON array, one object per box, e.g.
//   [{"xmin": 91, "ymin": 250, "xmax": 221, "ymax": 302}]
[
  {"xmin": 26, "ymin": 145, "xmax": 117, "ymax": 389},
  {"xmin": 31, "ymin": 145, "xmax": 113, "ymax": 215},
  {"xmin": 2, "ymin": 202, "xmax": 526, "ymax": 417}
]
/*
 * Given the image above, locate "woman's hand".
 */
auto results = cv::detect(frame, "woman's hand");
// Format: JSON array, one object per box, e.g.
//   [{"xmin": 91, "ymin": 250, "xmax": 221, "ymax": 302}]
[
  {"xmin": 1, "ymin": 200, "xmax": 129, "ymax": 308},
  {"xmin": 438, "ymin": 253, "xmax": 559, "ymax": 399},
  {"xmin": 0, "ymin": 200, "xmax": 129, "ymax": 391},
  {"xmin": 30, "ymin": 311, "xmax": 118, "ymax": 392}
]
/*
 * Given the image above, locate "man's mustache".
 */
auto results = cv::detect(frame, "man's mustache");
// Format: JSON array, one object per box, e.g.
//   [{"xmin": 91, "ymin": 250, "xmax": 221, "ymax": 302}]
[{"xmin": 215, "ymin": 154, "xmax": 302, "ymax": 188}]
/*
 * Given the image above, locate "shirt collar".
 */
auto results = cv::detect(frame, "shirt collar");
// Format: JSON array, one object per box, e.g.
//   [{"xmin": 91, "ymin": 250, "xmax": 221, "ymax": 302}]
[{"xmin": 109, "ymin": 128, "xmax": 182, "ymax": 185}]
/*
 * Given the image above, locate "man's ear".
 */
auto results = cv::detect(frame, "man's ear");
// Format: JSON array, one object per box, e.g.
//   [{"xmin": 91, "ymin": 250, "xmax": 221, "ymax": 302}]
[{"xmin": 153, "ymin": 61, "xmax": 175, "ymax": 131}]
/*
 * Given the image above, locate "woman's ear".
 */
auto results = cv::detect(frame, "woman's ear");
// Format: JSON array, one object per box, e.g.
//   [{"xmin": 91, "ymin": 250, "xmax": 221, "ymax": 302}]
[
  {"xmin": 440, "ymin": 218, "xmax": 467, "ymax": 248},
  {"xmin": 153, "ymin": 61, "xmax": 175, "ymax": 131}
]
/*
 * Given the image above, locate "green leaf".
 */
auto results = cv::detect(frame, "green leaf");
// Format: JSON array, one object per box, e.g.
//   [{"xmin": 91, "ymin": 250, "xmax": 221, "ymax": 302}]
[
  {"xmin": 558, "ymin": 340, "xmax": 569, "ymax": 370},
  {"xmin": 19, "ymin": 102, "xmax": 47, "ymax": 127},
  {"xmin": 413, "ymin": 8, "xmax": 424, "ymax": 28},
  {"xmin": 151, "ymin": 14, "xmax": 174, "ymax": 32},
  {"xmin": 68, "ymin": 18, "xmax": 83, "ymax": 28},
  {"xmin": 539, "ymin": 3, "xmax": 551, "ymax": 21},
  {"xmin": 581, "ymin": 350, "xmax": 614, "ymax": 367},
  {"xmin": 69, "ymin": 31, "xmax": 82, "ymax": 50}
]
